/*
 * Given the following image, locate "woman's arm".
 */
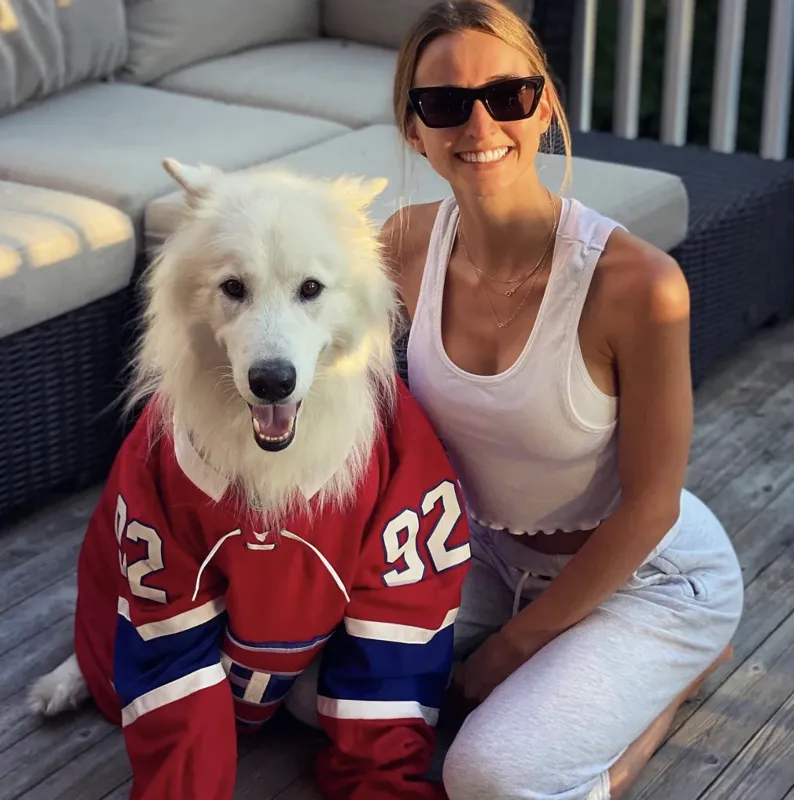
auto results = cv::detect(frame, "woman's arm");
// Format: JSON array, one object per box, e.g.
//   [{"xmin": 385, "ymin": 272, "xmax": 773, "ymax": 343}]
[{"xmin": 503, "ymin": 239, "xmax": 693, "ymax": 654}]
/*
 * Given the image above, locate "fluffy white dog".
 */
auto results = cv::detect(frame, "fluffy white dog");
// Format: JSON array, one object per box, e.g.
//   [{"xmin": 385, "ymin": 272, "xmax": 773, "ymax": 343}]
[{"xmin": 27, "ymin": 159, "xmax": 470, "ymax": 800}]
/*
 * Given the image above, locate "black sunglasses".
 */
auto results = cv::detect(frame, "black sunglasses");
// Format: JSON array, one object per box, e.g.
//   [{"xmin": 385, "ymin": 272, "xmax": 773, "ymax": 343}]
[{"xmin": 408, "ymin": 75, "xmax": 545, "ymax": 129}]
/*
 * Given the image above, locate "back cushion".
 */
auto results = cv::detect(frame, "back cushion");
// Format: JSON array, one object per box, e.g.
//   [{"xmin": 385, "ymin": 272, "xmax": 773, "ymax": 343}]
[
  {"xmin": 323, "ymin": 0, "xmax": 531, "ymax": 50},
  {"xmin": 120, "ymin": 0, "xmax": 321, "ymax": 84},
  {"xmin": 0, "ymin": 0, "xmax": 128, "ymax": 114}
]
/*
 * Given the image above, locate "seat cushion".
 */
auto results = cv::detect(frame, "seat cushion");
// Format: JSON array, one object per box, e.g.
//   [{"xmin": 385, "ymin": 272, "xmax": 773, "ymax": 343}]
[
  {"xmin": 155, "ymin": 40, "xmax": 397, "ymax": 129},
  {"xmin": 0, "ymin": 181, "xmax": 135, "ymax": 337},
  {"xmin": 0, "ymin": 83, "xmax": 350, "ymax": 232},
  {"xmin": 0, "ymin": 0, "xmax": 127, "ymax": 113},
  {"xmin": 145, "ymin": 124, "xmax": 689, "ymax": 252},
  {"xmin": 322, "ymin": 0, "xmax": 530, "ymax": 49},
  {"xmin": 119, "ymin": 0, "xmax": 320, "ymax": 85}
]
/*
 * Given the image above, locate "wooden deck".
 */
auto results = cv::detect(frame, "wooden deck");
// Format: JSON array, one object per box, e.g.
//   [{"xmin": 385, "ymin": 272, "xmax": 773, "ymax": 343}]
[{"xmin": 2, "ymin": 319, "xmax": 794, "ymax": 800}]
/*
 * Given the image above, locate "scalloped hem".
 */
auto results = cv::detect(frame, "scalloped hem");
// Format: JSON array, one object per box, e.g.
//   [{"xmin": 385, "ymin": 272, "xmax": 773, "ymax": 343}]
[{"xmin": 470, "ymin": 513, "xmax": 609, "ymax": 537}]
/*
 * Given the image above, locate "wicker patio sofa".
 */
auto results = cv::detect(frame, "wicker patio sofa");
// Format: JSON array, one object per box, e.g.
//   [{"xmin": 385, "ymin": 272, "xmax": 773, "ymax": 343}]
[{"xmin": 4, "ymin": 0, "xmax": 787, "ymax": 524}]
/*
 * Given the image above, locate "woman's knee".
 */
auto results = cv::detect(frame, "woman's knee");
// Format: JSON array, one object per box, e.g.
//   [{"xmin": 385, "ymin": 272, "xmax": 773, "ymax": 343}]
[
  {"xmin": 443, "ymin": 727, "xmax": 516, "ymax": 800},
  {"xmin": 442, "ymin": 712, "xmax": 606, "ymax": 800}
]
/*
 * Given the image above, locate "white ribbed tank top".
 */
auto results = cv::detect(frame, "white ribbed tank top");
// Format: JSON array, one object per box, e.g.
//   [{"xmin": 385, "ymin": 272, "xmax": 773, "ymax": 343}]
[{"xmin": 407, "ymin": 196, "xmax": 624, "ymax": 535}]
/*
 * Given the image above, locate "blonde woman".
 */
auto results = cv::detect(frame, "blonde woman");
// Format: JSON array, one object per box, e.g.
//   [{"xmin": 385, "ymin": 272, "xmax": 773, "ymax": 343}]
[{"xmin": 380, "ymin": 1, "xmax": 744, "ymax": 798}]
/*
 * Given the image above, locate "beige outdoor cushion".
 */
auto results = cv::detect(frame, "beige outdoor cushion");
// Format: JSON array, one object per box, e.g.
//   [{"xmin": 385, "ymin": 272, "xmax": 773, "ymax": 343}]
[
  {"xmin": 0, "ymin": 0, "xmax": 127, "ymax": 113},
  {"xmin": 323, "ymin": 0, "xmax": 531, "ymax": 49},
  {"xmin": 0, "ymin": 83, "xmax": 350, "ymax": 232},
  {"xmin": 145, "ymin": 124, "xmax": 689, "ymax": 253},
  {"xmin": 156, "ymin": 40, "xmax": 397, "ymax": 129},
  {"xmin": 119, "ymin": 0, "xmax": 320, "ymax": 85},
  {"xmin": 0, "ymin": 181, "xmax": 136, "ymax": 337}
]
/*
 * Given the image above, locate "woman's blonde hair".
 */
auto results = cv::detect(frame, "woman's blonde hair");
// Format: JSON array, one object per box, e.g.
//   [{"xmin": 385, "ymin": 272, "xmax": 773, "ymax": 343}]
[{"xmin": 392, "ymin": 0, "xmax": 572, "ymax": 190}]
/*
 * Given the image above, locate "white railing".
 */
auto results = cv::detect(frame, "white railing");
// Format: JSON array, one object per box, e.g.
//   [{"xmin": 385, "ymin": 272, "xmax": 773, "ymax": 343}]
[{"xmin": 569, "ymin": 0, "xmax": 794, "ymax": 160}]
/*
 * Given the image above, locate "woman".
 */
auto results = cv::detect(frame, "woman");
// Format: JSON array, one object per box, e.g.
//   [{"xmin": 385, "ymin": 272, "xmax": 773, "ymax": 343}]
[{"xmin": 380, "ymin": 1, "xmax": 744, "ymax": 798}]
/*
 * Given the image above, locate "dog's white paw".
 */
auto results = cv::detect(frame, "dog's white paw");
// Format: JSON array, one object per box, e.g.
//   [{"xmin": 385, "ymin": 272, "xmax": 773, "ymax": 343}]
[{"xmin": 28, "ymin": 653, "xmax": 89, "ymax": 717}]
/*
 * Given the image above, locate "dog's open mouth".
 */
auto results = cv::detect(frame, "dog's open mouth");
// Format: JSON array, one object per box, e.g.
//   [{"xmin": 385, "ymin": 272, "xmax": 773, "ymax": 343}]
[{"xmin": 249, "ymin": 402, "xmax": 301, "ymax": 452}]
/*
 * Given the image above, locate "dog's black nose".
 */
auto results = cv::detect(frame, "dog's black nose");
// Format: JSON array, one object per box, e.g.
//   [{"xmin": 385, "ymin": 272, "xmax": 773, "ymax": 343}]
[{"xmin": 248, "ymin": 360, "xmax": 296, "ymax": 403}]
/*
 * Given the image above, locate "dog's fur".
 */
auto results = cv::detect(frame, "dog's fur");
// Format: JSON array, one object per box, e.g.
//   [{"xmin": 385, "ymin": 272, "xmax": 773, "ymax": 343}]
[{"xmin": 29, "ymin": 160, "xmax": 400, "ymax": 717}]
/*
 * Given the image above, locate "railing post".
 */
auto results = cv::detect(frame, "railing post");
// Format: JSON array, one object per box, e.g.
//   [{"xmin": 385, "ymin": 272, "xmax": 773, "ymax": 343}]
[
  {"xmin": 661, "ymin": 0, "xmax": 696, "ymax": 146},
  {"xmin": 613, "ymin": 0, "xmax": 645, "ymax": 139},
  {"xmin": 569, "ymin": 0, "xmax": 599, "ymax": 133},
  {"xmin": 760, "ymin": 0, "xmax": 794, "ymax": 160},
  {"xmin": 710, "ymin": 0, "xmax": 747, "ymax": 154}
]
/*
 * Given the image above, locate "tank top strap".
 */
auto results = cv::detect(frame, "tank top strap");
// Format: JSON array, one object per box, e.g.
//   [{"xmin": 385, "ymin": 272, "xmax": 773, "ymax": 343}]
[
  {"xmin": 411, "ymin": 196, "xmax": 459, "ymax": 332},
  {"xmin": 537, "ymin": 198, "xmax": 626, "ymax": 362}
]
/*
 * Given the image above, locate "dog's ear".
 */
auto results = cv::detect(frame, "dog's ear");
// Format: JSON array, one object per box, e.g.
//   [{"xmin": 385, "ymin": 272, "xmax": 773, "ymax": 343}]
[
  {"xmin": 333, "ymin": 175, "xmax": 389, "ymax": 212},
  {"xmin": 162, "ymin": 158, "xmax": 221, "ymax": 208}
]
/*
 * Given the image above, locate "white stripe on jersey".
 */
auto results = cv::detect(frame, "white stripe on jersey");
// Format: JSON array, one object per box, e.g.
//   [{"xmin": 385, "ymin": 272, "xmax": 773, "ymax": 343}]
[
  {"xmin": 121, "ymin": 663, "xmax": 226, "ymax": 727},
  {"xmin": 117, "ymin": 596, "xmax": 226, "ymax": 640},
  {"xmin": 317, "ymin": 696, "xmax": 439, "ymax": 726},
  {"xmin": 343, "ymin": 607, "xmax": 458, "ymax": 644}
]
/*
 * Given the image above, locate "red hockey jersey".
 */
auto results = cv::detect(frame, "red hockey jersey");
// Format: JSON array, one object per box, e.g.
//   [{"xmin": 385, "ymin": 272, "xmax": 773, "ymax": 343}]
[{"xmin": 74, "ymin": 379, "xmax": 470, "ymax": 800}]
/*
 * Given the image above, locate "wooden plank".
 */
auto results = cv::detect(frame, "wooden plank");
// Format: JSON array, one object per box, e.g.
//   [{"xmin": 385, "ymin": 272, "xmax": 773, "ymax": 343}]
[
  {"xmin": 272, "ymin": 773, "xmax": 323, "ymax": 800},
  {"xmin": 730, "ymin": 477, "xmax": 794, "ymax": 584},
  {"xmin": 690, "ymin": 322, "xmax": 794, "ymax": 429},
  {"xmin": 0, "ymin": 697, "xmax": 116, "ymax": 800},
  {"xmin": 624, "ymin": 610, "xmax": 794, "ymax": 800},
  {"xmin": 233, "ymin": 717, "xmax": 325, "ymax": 800},
  {"xmin": 0, "ymin": 486, "xmax": 97, "ymax": 567},
  {"xmin": 100, "ymin": 778, "xmax": 131, "ymax": 800},
  {"xmin": 686, "ymin": 378, "xmax": 794, "ymax": 501},
  {"xmin": 22, "ymin": 730, "xmax": 129, "ymax": 800},
  {"xmin": 700, "ymin": 426, "xmax": 794, "ymax": 538},
  {"xmin": 0, "ymin": 615, "xmax": 73, "ymax": 703},
  {"xmin": 667, "ymin": 538, "xmax": 794, "ymax": 739},
  {"xmin": 0, "ymin": 708, "xmax": 116, "ymax": 799},
  {"xmin": 0, "ymin": 575, "xmax": 76, "ymax": 658},
  {"xmin": 699, "ymin": 689, "xmax": 794, "ymax": 800},
  {"xmin": 0, "ymin": 538, "xmax": 81, "ymax": 616}
]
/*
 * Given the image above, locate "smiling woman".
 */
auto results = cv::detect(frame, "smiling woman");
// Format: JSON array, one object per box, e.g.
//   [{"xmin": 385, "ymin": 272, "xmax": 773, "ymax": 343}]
[{"xmin": 377, "ymin": 2, "xmax": 745, "ymax": 799}]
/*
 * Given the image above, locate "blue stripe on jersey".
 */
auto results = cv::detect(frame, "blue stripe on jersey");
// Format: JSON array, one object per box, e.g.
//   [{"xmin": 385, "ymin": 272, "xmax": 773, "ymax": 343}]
[
  {"xmin": 113, "ymin": 611, "xmax": 226, "ymax": 707},
  {"xmin": 229, "ymin": 662, "xmax": 253, "ymax": 681},
  {"xmin": 227, "ymin": 625, "xmax": 334, "ymax": 653},
  {"xmin": 320, "ymin": 669, "xmax": 449, "ymax": 708},
  {"xmin": 318, "ymin": 624, "xmax": 453, "ymax": 705}
]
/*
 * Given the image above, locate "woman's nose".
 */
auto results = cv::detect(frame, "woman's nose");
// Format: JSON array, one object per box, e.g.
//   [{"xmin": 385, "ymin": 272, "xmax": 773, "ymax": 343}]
[{"xmin": 464, "ymin": 99, "xmax": 499, "ymax": 137}]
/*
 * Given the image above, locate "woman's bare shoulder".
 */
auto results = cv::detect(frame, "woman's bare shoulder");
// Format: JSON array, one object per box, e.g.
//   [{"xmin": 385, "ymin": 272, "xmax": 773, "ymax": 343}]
[
  {"xmin": 379, "ymin": 201, "xmax": 442, "ymax": 318},
  {"xmin": 595, "ymin": 227, "xmax": 690, "ymax": 343}
]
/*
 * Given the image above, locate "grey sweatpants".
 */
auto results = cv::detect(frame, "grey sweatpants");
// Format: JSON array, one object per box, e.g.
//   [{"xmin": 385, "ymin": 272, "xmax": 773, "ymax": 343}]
[
  {"xmin": 285, "ymin": 489, "xmax": 743, "ymax": 800},
  {"xmin": 442, "ymin": 489, "xmax": 743, "ymax": 800}
]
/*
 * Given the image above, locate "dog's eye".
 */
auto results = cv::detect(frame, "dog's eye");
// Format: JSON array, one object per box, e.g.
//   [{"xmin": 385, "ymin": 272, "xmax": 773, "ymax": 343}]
[
  {"xmin": 221, "ymin": 279, "xmax": 246, "ymax": 301},
  {"xmin": 299, "ymin": 279, "xmax": 323, "ymax": 301}
]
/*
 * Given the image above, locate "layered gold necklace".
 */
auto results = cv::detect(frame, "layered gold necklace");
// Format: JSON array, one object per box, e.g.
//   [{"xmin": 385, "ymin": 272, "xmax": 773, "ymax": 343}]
[{"xmin": 457, "ymin": 189, "xmax": 559, "ymax": 329}]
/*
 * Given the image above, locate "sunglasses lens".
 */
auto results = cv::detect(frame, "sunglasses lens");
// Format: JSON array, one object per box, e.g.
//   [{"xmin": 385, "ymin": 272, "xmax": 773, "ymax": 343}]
[
  {"xmin": 415, "ymin": 88, "xmax": 471, "ymax": 128},
  {"xmin": 411, "ymin": 78, "xmax": 542, "ymax": 128},
  {"xmin": 487, "ymin": 80, "xmax": 538, "ymax": 121}
]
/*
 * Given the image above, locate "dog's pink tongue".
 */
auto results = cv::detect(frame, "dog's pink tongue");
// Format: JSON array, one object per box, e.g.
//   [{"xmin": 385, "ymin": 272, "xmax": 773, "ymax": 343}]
[{"xmin": 251, "ymin": 404, "xmax": 297, "ymax": 437}]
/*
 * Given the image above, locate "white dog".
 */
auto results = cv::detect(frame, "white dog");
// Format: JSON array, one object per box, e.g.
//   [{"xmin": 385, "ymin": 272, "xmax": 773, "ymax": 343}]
[{"xmin": 27, "ymin": 159, "xmax": 469, "ymax": 799}]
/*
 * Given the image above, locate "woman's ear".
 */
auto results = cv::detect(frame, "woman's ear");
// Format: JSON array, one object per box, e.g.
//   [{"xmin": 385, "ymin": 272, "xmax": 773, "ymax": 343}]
[
  {"xmin": 536, "ymin": 85, "xmax": 554, "ymax": 137},
  {"xmin": 405, "ymin": 116, "xmax": 427, "ymax": 157}
]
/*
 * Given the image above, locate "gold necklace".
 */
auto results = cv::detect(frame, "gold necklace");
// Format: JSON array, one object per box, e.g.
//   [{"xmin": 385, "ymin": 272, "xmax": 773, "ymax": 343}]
[
  {"xmin": 471, "ymin": 199, "xmax": 560, "ymax": 329},
  {"xmin": 457, "ymin": 189, "xmax": 557, "ymax": 297}
]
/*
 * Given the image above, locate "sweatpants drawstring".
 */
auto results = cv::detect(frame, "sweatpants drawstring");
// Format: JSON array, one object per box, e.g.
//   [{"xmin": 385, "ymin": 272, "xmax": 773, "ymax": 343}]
[{"xmin": 513, "ymin": 570, "xmax": 531, "ymax": 617}]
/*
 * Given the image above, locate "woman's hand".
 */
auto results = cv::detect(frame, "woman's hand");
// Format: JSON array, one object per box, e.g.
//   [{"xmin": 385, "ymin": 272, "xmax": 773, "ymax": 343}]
[{"xmin": 452, "ymin": 628, "xmax": 546, "ymax": 706}]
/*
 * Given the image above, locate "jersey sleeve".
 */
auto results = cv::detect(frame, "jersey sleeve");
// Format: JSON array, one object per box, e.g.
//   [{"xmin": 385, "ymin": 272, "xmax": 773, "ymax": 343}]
[
  {"xmin": 109, "ymin": 449, "xmax": 235, "ymax": 800},
  {"xmin": 315, "ymin": 388, "xmax": 472, "ymax": 799}
]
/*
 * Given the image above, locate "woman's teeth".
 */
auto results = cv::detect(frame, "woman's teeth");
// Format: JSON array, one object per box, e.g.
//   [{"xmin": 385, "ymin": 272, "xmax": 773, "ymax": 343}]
[{"xmin": 459, "ymin": 147, "xmax": 510, "ymax": 163}]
